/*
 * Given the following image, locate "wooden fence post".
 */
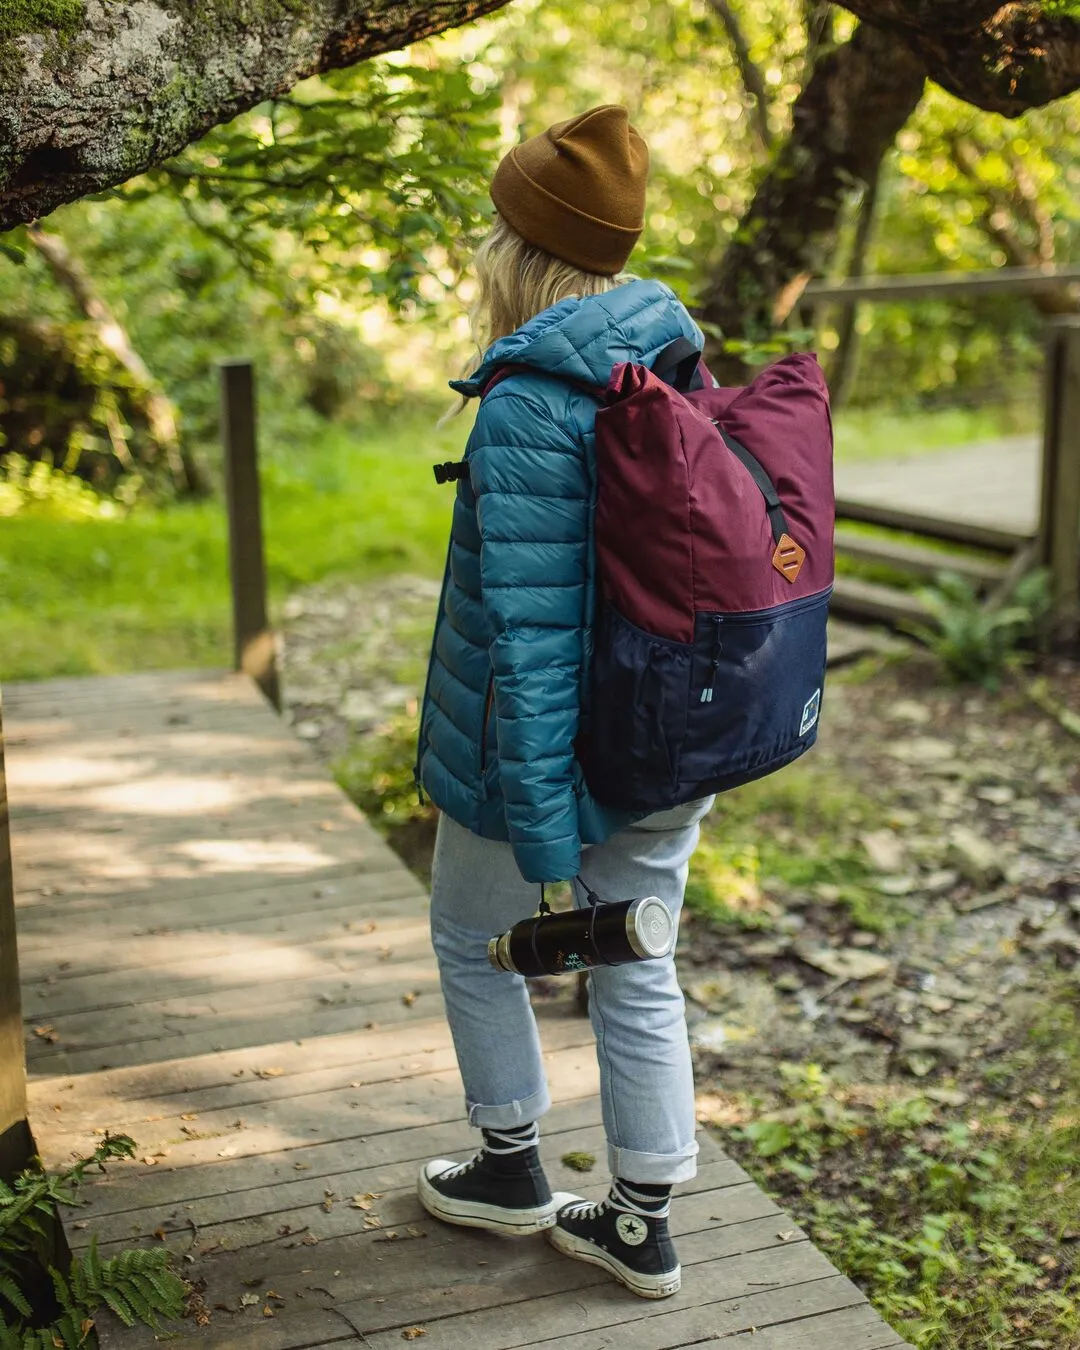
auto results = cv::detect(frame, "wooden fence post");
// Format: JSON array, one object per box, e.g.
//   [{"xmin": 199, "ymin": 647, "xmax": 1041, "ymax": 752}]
[
  {"xmin": 0, "ymin": 688, "xmax": 32, "ymax": 1183},
  {"xmin": 220, "ymin": 360, "xmax": 281, "ymax": 710},
  {"xmin": 1038, "ymin": 319, "xmax": 1080, "ymax": 648}
]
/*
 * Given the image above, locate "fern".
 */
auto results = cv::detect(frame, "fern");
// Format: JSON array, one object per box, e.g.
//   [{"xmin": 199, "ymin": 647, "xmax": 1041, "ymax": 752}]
[{"xmin": 0, "ymin": 1139, "xmax": 184, "ymax": 1344}]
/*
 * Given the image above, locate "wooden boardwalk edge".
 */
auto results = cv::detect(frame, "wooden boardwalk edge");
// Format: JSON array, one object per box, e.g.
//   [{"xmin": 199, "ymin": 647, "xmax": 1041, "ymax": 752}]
[{"xmin": 4, "ymin": 671, "xmax": 912, "ymax": 1349}]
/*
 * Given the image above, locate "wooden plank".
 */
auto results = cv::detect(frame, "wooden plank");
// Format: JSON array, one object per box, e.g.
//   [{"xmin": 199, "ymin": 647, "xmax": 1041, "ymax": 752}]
[
  {"xmin": 221, "ymin": 359, "xmax": 281, "ymax": 708},
  {"xmin": 834, "ymin": 529, "xmax": 1007, "ymax": 588},
  {"xmin": 539, "ymin": 1299, "xmax": 907, "ymax": 1350},
  {"xmin": 835, "ymin": 497, "xmax": 1028, "ymax": 553},
  {"xmin": 99, "ymin": 1220, "xmax": 832, "ymax": 1349},
  {"xmin": 1037, "ymin": 318, "xmax": 1080, "ymax": 646},
  {"xmin": 15, "ymin": 874, "xmax": 426, "ymax": 967},
  {"xmin": 0, "ymin": 686, "xmax": 32, "ymax": 1180},
  {"xmin": 830, "ymin": 577, "xmax": 930, "ymax": 627},
  {"xmin": 802, "ymin": 263, "xmax": 1080, "ymax": 302}
]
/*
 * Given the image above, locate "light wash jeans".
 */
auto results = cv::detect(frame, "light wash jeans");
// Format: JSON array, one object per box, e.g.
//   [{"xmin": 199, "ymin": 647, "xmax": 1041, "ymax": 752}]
[{"xmin": 429, "ymin": 798, "xmax": 713, "ymax": 1185}]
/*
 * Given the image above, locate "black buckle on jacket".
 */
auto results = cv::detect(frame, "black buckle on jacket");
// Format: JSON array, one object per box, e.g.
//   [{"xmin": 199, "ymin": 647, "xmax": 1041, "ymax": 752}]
[{"xmin": 433, "ymin": 460, "xmax": 469, "ymax": 484}]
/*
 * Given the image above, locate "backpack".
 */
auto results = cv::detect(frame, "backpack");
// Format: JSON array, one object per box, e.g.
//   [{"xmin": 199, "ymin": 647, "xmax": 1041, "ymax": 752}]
[{"xmin": 443, "ymin": 339, "xmax": 835, "ymax": 814}]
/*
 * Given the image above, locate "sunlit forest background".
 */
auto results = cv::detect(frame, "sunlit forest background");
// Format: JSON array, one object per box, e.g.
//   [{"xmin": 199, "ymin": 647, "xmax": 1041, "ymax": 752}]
[{"xmin": 1, "ymin": 0, "xmax": 1078, "ymax": 678}]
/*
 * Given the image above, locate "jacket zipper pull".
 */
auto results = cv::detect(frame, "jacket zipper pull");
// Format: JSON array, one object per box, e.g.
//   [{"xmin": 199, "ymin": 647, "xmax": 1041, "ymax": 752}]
[
  {"xmin": 413, "ymin": 768, "xmax": 426, "ymax": 807},
  {"xmin": 700, "ymin": 616, "xmax": 724, "ymax": 704}
]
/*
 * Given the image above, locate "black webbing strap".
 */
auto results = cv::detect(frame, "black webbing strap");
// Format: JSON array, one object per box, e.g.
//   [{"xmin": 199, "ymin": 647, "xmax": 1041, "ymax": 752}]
[
  {"xmin": 652, "ymin": 337, "xmax": 705, "ymax": 393},
  {"xmin": 717, "ymin": 428, "xmax": 789, "ymax": 545}
]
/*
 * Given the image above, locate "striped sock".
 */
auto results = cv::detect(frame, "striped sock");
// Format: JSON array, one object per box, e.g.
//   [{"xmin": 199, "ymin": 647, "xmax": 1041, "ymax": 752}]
[
  {"xmin": 612, "ymin": 1178, "xmax": 672, "ymax": 1219},
  {"xmin": 481, "ymin": 1121, "xmax": 540, "ymax": 1173}
]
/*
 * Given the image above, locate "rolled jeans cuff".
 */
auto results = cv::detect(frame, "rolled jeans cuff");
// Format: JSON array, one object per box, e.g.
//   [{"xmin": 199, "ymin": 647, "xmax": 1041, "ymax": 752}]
[
  {"xmin": 608, "ymin": 1137, "xmax": 699, "ymax": 1185},
  {"xmin": 466, "ymin": 1085, "xmax": 551, "ymax": 1130}
]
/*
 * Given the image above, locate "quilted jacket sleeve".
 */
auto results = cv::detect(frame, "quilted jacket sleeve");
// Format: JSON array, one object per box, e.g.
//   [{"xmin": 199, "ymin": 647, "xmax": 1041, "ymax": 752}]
[{"xmin": 469, "ymin": 387, "xmax": 590, "ymax": 884}]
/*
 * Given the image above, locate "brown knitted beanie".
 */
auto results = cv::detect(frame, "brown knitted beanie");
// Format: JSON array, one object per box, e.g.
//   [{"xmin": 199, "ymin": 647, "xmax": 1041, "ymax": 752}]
[{"xmin": 490, "ymin": 105, "xmax": 648, "ymax": 277}]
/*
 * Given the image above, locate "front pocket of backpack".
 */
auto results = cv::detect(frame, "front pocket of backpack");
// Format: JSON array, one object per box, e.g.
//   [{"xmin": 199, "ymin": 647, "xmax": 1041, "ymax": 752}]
[{"xmin": 583, "ymin": 603, "xmax": 692, "ymax": 810}]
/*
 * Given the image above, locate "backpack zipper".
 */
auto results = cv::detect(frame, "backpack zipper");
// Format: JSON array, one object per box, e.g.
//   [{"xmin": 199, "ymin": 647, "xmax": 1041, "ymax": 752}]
[{"xmin": 700, "ymin": 616, "xmax": 724, "ymax": 704}]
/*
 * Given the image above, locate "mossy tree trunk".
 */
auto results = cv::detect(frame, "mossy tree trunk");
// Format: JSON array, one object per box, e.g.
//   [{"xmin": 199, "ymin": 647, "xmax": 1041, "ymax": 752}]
[
  {"xmin": 699, "ymin": 0, "xmax": 1080, "ymax": 379},
  {"xmin": 0, "ymin": 0, "xmax": 515, "ymax": 232}
]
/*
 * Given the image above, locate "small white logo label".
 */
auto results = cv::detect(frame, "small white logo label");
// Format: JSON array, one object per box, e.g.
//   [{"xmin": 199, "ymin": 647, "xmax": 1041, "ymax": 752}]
[
  {"xmin": 616, "ymin": 1213, "xmax": 649, "ymax": 1247},
  {"xmin": 800, "ymin": 689, "xmax": 821, "ymax": 737}
]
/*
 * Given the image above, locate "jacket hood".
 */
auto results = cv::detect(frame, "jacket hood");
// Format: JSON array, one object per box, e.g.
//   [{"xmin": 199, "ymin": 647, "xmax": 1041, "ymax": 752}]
[{"xmin": 450, "ymin": 278, "xmax": 703, "ymax": 397}]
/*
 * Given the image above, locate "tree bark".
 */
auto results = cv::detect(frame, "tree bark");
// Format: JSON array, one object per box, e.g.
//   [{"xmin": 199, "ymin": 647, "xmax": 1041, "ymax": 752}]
[
  {"xmin": 839, "ymin": 0, "xmax": 1080, "ymax": 115},
  {"xmin": 825, "ymin": 162, "xmax": 881, "ymax": 408},
  {"xmin": 699, "ymin": 23, "xmax": 926, "ymax": 379},
  {"xmin": 26, "ymin": 224, "xmax": 207, "ymax": 493},
  {"xmin": 0, "ymin": 0, "xmax": 514, "ymax": 232}
]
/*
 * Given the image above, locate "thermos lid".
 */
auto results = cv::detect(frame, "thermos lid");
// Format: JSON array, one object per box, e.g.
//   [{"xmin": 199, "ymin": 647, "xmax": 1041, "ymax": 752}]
[{"xmin": 626, "ymin": 896, "xmax": 675, "ymax": 958}]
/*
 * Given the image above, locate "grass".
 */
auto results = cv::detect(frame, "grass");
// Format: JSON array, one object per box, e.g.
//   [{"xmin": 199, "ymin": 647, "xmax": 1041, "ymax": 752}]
[
  {"xmin": 832, "ymin": 403, "xmax": 1038, "ymax": 464},
  {"xmin": 718, "ymin": 989, "xmax": 1080, "ymax": 1349},
  {"xmin": 0, "ymin": 414, "xmax": 462, "ymax": 682},
  {"xmin": 685, "ymin": 758, "xmax": 902, "ymax": 934}
]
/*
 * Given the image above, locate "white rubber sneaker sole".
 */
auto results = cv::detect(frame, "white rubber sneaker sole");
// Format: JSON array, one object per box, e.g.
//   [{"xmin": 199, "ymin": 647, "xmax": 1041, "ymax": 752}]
[
  {"xmin": 547, "ymin": 1223, "xmax": 682, "ymax": 1299},
  {"xmin": 417, "ymin": 1161, "xmax": 572, "ymax": 1236}
]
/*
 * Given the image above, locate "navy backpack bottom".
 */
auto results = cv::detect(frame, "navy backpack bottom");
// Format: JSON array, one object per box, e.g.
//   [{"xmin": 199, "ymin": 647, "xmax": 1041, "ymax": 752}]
[{"xmin": 577, "ymin": 590, "xmax": 831, "ymax": 814}]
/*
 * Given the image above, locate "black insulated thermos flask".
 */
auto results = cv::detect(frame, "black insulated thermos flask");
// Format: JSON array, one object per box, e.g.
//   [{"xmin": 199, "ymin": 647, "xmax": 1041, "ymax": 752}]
[{"xmin": 488, "ymin": 891, "xmax": 675, "ymax": 977}]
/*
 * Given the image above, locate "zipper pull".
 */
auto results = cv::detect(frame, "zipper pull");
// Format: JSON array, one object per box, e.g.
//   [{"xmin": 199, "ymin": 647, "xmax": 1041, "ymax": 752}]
[
  {"xmin": 414, "ymin": 768, "xmax": 426, "ymax": 807},
  {"xmin": 700, "ymin": 616, "xmax": 723, "ymax": 704}
]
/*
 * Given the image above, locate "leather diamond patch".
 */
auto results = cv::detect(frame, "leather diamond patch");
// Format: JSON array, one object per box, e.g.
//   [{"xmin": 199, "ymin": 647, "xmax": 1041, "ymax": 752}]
[{"xmin": 772, "ymin": 533, "xmax": 806, "ymax": 583}]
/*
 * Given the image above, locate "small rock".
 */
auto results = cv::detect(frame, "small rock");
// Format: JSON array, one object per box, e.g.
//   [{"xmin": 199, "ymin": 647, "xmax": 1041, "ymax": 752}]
[
  {"xmin": 340, "ymin": 690, "xmax": 380, "ymax": 723},
  {"xmin": 947, "ymin": 826, "xmax": 1006, "ymax": 889},
  {"xmin": 690, "ymin": 1019, "xmax": 729, "ymax": 1054},
  {"xmin": 293, "ymin": 720, "xmax": 322, "ymax": 741},
  {"xmin": 861, "ymin": 830, "xmax": 906, "ymax": 873},
  {"xmin": 813, "ymin": 883, "xmax": 842, "ymax": 904},
  {"xmin": 889, "ymin": 700, "xmax": 932, "ymax": 725},
  {"xmin": 877, "ymin": 875, "xmax": 918, "ymax": 897},
  {"xmin": 900, "ymin": 1032, "xmax": 969, "ymax": 1065},
  {"xmin": 919, "ymin": 994, "xmax": 955, "ymax": 1015},
  {"xmin": 849, "ymin": 931, "xmax": 879, "ymax": 948},
  {"xmin": 976, "ymin": 785, "xmax": 1016, "ymax": 806},
  {"xmin": 794, "ymin": 944, "xmax": 891, "ymax": 982},
  {"xmin": 925, "ymin": 1086, "xmax": 969, "ymax": 1106},
  {"xmin": 886, "ymin": 737, "xmax": 956, "ymax": 765},
  {"xmin": 924, "ymin": 869, "xmax": 960, "ymax": 896},
  {"xmin": 930, "ymin": 974, "xmax": 980, "ymax": 1003},
  {"xmin": 775, "ymin": 973, "xmax": 802, "ymax": 994},
  {"xmin": 743, "ymin": 938, "xmax": 790, "ymax": 961}
]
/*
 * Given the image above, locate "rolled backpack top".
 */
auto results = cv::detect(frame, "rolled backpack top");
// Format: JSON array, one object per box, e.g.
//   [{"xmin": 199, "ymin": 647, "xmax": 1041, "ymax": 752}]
[{"xmin": 475, "ymin": 342, "xmax": 835, "ymax": 814}]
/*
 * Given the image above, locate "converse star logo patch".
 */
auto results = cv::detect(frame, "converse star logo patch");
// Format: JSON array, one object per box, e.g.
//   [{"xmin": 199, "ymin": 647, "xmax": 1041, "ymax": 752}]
[{"xmin": 615, "ymin": 1213, "xmax": 648, "ymax": 1247}]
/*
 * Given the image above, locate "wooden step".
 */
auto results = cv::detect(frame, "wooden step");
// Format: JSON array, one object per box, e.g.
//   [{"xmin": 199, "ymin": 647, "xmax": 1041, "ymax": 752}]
[
  {"xmin": 831, "ymin": 576, "xmax": 932, "ymax": 627},
  {"xmin": 834, "ymin": 497, "xmax": 1029, "ymax": 554},
  {"xmin": 834, "ymin": 530, "xmax": 1008, "ymax": 589}
]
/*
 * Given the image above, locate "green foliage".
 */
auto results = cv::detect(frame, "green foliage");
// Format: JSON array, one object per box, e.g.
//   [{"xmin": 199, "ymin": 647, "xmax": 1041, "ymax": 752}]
[
  {"xmin": 333, "ymin": 708, "xmax": 429, "ymax": 829},
  {"xmin": 686, "ymin": 762, "xmax": 895, "ymax": 934},
  {"xmin": 560, "ymin": 1152, "xmax": 596, "ymax": 1173},
  {"xmin": 727, "ymin": 1033, "xmax": 1080, "ymax": 1348},
  {"xmin": 140, "ymin": 61, "xmax": 502, "ymax": 313},
  {"xmin": 0, "ymin": 1135, "xmax": 185, "ymax": 1348},
  {"xmin": 0, "ymin": 455, "xmax": 129, "ymax": 520},
  {"xmin": 909, "ymin": 569, "xmax": 1052, "ymax": 688}
]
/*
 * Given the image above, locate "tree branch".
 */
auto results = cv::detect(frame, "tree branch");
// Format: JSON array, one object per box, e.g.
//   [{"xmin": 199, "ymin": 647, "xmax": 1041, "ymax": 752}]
[
  {"xmin": 0, "ymin": 0, "xmax": 514, "ymax": 231},
  {"xmin": 837, "ymin": 0, "xmax": 1080, "ymax": 114},
  {"xmin": 704, "ymin": 0, "xmax": 773, "ymax": 152},
  {"xmin": 699, "ymin": 21, "xmax": 927, "ymax": 378}
]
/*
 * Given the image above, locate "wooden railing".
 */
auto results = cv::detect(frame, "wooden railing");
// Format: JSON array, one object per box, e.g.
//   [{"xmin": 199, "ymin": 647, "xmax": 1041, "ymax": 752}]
[{"xmin": 803, "ymin": 266, "xmax": 1080, "ymax": 645}]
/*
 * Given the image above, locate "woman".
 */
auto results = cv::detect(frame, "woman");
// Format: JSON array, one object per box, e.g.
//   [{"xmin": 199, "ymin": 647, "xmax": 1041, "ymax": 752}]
[{"xmin": 414, "ymin": 105, "xmax": 713, "ymax": 1300}]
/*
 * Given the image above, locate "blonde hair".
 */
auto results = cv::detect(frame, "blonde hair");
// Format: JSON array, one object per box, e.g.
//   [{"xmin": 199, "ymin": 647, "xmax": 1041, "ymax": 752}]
[{"xmin": 467, "ymin": 213, "xmax": 625, "ymax": 360}]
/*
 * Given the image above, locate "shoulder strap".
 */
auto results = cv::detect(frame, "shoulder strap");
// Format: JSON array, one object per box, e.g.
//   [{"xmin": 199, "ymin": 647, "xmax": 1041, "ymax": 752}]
[
  {"xmin": 716, "ymin": 427, "xmax": 789, "ymax": 545},
  {"xmin": 652, "ymin": 337, "xmax": 705, "ymax": 392}
]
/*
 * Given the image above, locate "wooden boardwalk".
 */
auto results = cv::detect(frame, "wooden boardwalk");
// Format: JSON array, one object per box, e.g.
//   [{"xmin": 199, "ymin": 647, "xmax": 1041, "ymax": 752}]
[{"xmin": 5, "ymin": 672, "xmax": 909, "ymax": 1350}]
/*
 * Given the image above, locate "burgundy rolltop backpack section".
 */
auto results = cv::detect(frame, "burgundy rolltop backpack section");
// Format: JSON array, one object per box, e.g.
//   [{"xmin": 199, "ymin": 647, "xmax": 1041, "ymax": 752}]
[{"xmin": 576, "ymin": 348, "xmax": 835, "ymax": 813}]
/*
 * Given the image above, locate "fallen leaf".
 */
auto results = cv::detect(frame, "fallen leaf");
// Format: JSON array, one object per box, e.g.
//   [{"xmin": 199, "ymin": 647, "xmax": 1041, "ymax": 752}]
[
  {"xmin": 402, "ymin": 1329, "xmax": 427, "ymax": 1341},
  {"xmin": 293, "ymin": 1162, "xmax": 311, "ymax": 1171},
  {"xmin": 402, "ymin": 992, "xmax": 417, "ymax": 1008},
  {"xmin": 302, "ymin": 1233, "xmax": 320, "ymax": 1245},
  {"xmin": 232, "ymin": 1069, "xmax": 246, "ymax": 1077},
  {"xmin": 262, "ymin": 1306, "xmax": 276, "ymax": 1317},
  {"xmin": 777, "ymin": 1230, "xmax": 797, "ymax": 1243},
  {"xmin": 32, "ymin": 1025, "xmax": 59, "ymax": 1044},
  {"xmin": 255, "ymin": 1067, "xmax": 284, "ymax": 1079},
  {"xmin": 180, "ymin": 1112, "xmax": 199, "ymax": 1121},
  {"xmin": 239, "ymin": 1293, "xmax": 260, "ymax": 1308},
  {"xmin": 217, "ymin": 1147, "xmax": 237, "ymax": 1158},
  {"xmin": 153, "ymin": 1227, "xmax": 167, "ymax": 1241},
  {"xmin": 362, "ymin": 1215, "xmax": 383, "ymax": 1229}
]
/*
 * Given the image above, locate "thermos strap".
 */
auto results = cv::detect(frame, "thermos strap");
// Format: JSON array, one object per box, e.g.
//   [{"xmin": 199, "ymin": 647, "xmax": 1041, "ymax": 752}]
[{"xmin": 538, "ymin": 884, "xmax": 552, "ymax": 916}]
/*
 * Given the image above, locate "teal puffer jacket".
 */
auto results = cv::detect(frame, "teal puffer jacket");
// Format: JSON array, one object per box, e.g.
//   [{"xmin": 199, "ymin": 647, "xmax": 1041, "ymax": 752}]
[{"xmin": 415, "ymin": 279, "xmax": 704, "ymax": 883}]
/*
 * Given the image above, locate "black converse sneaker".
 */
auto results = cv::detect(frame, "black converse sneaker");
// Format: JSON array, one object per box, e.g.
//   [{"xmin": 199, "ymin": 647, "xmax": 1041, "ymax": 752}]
[
  {"xmin": 548, "ymin": 1180, "xmax": 681, "ymax": 1298},
  {"xmin": 418, "ymin": 1124, "xmax": 564, "ymax": 1235}
]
